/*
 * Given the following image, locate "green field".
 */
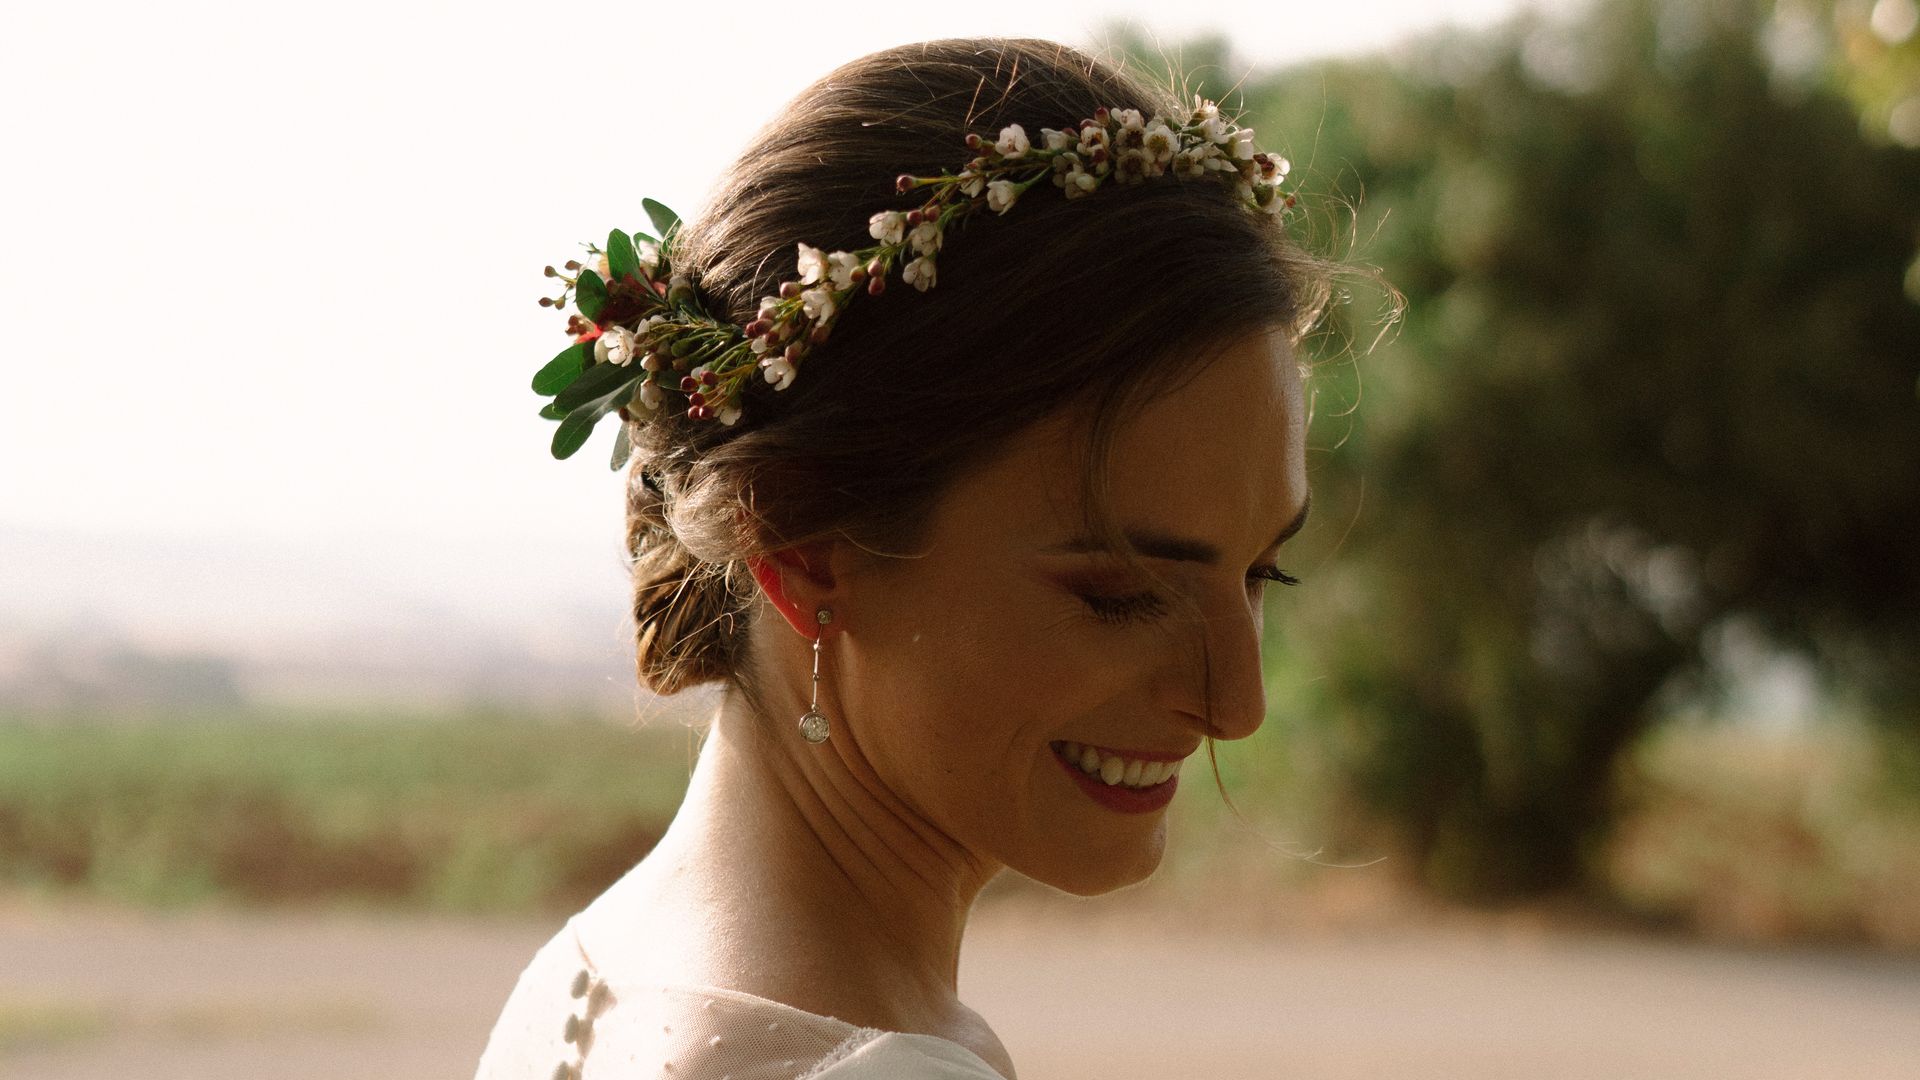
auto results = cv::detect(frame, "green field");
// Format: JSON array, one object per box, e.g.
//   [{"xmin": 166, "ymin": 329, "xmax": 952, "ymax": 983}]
[{"xmin": 3, "ymin": 709, "xmax": 1915, "ymax": 947}]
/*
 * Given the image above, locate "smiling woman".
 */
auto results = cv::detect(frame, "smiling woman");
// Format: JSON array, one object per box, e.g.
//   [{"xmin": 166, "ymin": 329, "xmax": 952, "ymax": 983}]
[{"xmin": 476, "ymin": 35, "xmax": 1378, "ymax": 1080}]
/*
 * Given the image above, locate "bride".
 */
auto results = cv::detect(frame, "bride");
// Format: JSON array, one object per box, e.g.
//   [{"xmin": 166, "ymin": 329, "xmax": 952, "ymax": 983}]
[{"xmin": 477, "ymin": 35, "xmax": 1348, "ymax": 1080}]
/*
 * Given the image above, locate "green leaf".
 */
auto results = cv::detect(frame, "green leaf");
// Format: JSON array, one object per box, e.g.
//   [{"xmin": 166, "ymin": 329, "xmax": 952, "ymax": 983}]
[
  {"xmin": 631, "ymin": 230, "xmax": 657, "ymax": 246},
  {"xmin": 607, "ymin": 229, "xmax": 640, "ymax": 283},
  {"xmin": 531, "ymin": 341, "xmax": 590, "ymax": 396},
  {"xmin": 609, "ymin": 421, "xmax": 632, "ymax": 471},
  {"xmin": 539, "ymin": 402, "xmax": 566, "ymax": 421},
  {"xmin": 642, "ymin": 198, "xmax": 681, "ymax": 241},
  {"xmin": 575, "ymin": 268, "xmax": 607, "ymax": 322},
  {"xmin": 555, "ymin": 355, "xmax": 641, "ymax": 411},
  {"xmin": 550, "ymin": 379, "xmax": 635, "ymax": 460}
]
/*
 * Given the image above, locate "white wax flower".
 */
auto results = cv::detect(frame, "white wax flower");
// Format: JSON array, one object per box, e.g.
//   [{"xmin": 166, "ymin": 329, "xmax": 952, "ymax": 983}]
[
  {"xmin": 868, "ymin": 210, "xmax": 907, "ymax": 245},
  {"xmin": 827, "ymin": 251, "xmax": 862, "ymax": 291},
  {"xmin": 800, "ymin": 286, "xmax": 836, "ymax": 322},
  {"xmin": 908, "ymin": 220, "xmax": 943, "ymax": 257},
  {"xmin": 795, "ymin": 243, "xmax": 828, "ymax": 286},
  {"xmin": 986, "ymin": 179, "xmax": 1020, "ymax": 214},
  {"xmin": 902, "ymin": 256, "xmax": 938, "ymax": 292},
  {"xmin": 596, "ymin": 325, "xmax": 638, "ymax": 366},
  {"xmin": 995, "ymin": 123, "xmax": 1030, "ymax": 159},
  {"xmin": 1142, "ymin": 122, "xmax": 1177, "ymax": 166}
]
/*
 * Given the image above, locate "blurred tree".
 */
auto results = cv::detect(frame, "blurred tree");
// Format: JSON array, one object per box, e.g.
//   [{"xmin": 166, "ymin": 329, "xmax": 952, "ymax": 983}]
[{"xmin": 1114, "ymin": 0, "xmax": 1920, "ymax": 901}]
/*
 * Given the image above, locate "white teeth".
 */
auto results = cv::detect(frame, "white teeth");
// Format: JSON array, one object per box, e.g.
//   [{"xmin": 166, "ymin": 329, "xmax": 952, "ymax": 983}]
[{"xmin": 1057, "ymin": 741, "xmax": 1183, "ymax": 789}]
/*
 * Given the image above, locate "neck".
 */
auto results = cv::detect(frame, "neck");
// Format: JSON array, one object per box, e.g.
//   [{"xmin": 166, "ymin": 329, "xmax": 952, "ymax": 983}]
[{"xmin": 631, "ymin": 691, "xmax": 1001, "ymax": 1029}]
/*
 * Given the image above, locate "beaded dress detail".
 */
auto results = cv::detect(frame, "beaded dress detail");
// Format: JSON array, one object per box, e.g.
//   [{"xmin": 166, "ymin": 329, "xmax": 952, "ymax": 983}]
[{"xmin": 472, "ymin": 913, "xmax": 1007, "ymax": 1079}]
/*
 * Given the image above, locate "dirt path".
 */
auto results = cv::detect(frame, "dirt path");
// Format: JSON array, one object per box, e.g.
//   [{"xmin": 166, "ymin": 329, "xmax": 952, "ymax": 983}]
[{"xmin": 3, "ymin": 894, "xmax": 1917, "ymax": 1080}]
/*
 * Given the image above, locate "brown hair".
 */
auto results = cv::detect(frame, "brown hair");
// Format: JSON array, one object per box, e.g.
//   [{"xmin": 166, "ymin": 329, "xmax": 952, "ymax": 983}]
[{"xmin": 624, "ymin": 37, "xmax": 1369, "ymax": 722}]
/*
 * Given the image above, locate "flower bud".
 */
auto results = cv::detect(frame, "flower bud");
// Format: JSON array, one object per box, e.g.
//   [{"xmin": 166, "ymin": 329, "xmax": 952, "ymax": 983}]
[
  {"xmin": 679, "ymin": 375, "xmax": 697, "ymax": 391},
  {"xmin": 779, "ymin": 282, "xmax": 801, "ymax": 299},
  {"xmin": 1094, "ymin": 106, "xmax": 1110, "ymax": 123},
  {"xmin": 965, "ymin": 133, "xmax": 982, "ymax": 150},
  {"xmin": 896, "ymin": 174, "xmax": 915, "ymax": 193},
  {"xmin": 744, "ymin": 318, "xmax": 770, "ymax": 338},
  {"xmin": 699, "ymin": 371, "xmax": 717, "ymax": 387},
  {"xmin": 564, "ymin": 260, "xmax": 582, "ymax": 271},
  {"xmin": 543, "ymin": 265, "xmax": 558, "ymax": 277},
  {"xmin": 867, "ymin": 274, "xmax": 886, "ymax": 296},
  {"xmin": 688, "ymin": 391, "xmax": 706, "ymax": 407},
  {"xmin": 906, "ymin": 210, "xmax": 923, "ymax": 227},
  {"xmin": 784, "ymin": 342, "xmax": 803, "ymax": 362}
]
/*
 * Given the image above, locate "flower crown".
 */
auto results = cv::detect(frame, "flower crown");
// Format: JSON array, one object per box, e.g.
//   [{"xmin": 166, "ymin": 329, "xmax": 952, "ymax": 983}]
[{"xmin": 532, "ymin": 95, "xmax": 1294, "ymax": 467}]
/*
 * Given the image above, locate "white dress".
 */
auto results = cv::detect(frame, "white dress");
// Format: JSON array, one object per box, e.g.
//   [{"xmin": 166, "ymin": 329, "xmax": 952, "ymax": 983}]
[{"xmin": 472, "ymin": 912, "xmax": 1008, "ymax": 1080}]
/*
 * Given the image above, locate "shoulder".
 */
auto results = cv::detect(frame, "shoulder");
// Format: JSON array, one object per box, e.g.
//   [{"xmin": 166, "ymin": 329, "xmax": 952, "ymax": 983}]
[
  {"xmin": 801, "ymin": 1030, "xmax": 1012, "ymax": 1080},
  {"xmin": 471, "ymin": 916, "xmax": 596, "ymax": 1080}
]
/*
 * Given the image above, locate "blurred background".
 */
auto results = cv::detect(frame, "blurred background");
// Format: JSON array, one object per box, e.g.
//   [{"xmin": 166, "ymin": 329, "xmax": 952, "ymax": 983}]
[{"xmin": 3, "ymin": 0, "xmax": 1918, "ymax": 1077}]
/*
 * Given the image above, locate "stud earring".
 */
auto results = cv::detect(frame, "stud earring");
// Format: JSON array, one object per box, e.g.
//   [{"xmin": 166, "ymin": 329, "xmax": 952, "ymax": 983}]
[{"xmin": 797, "ymin": 608, "xmax": 833, "ymax": 744}]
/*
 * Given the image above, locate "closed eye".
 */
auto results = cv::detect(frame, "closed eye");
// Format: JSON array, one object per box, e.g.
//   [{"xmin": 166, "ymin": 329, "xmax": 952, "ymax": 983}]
[
  {"xmin": 1251, "ymin": 565, "xmax": 1301, "ymax": 587},
  {"xmin": 1083, "ymin": 566, "xmax": 1300, "ymax": 627}
]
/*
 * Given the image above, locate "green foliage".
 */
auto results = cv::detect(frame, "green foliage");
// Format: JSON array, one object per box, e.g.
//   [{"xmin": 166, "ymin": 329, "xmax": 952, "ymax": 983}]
[
  {"xmin": 574, "ymin": 268, "xmax": 607, "ymax": 322},
  {"xmin": 606, "ymin": 228, "xmax": 641, "ymax": 283},
  {"xmin": 531, "ymin": 341, "xmax": 589, "ymax": 396},
  {"xmin": 1125, "ymin": 0, "xmax": 1920, "ymax": 901},
  {"xmin": 642, "ymin": 197, "xmax": 680, "ymax": 242}
]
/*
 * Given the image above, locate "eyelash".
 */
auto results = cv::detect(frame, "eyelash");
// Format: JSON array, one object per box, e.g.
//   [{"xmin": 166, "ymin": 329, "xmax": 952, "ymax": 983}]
[{"xmin": 1080, "ymin": 566, "xmax": 1302, "ymax": 626}]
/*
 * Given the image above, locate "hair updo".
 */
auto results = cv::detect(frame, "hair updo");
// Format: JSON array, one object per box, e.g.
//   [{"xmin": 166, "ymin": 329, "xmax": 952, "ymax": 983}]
[{"xmin": 624, "ymin": 37, "xmax": 1343, "ymax": 711}]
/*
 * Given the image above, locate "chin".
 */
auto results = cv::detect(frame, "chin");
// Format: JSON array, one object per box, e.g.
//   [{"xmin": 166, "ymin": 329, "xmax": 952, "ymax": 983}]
[{"xmin": 1019, "ymin": 820, "xmax": 1169, "ymax": 897}]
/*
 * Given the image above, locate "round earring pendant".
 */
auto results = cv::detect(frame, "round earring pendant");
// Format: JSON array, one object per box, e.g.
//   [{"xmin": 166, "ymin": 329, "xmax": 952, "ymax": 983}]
[{"xmin": 797, "ymin": 707, "xmax": 830, "ymax": 744}]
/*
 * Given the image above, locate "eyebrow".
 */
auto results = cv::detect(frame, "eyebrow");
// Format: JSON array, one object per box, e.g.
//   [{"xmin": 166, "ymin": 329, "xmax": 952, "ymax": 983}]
[{"xmin": 1047, "ymin": 492, "xmax": 1312, "ymax": 566}]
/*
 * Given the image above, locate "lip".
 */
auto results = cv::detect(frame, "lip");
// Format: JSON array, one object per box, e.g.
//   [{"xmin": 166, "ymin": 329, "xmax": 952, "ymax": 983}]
[
  {"xmin": 1049, "ymin": 743, "xmax": 1181, "ymax": 814},
  {"xmin": 1055, "ymin": 740, "xmax": 1196, "ymax": 763}
]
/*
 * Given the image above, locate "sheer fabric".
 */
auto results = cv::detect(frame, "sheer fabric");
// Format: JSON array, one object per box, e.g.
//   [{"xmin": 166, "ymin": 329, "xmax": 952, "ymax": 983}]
[{"xmin": 472, "ymin": 913, "xmax": 1007, "ymax": 1080}]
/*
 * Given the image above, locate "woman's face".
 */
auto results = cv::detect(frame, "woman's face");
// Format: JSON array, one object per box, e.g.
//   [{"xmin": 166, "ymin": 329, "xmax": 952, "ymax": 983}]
[{"xmin": 833, "ymin": 330, "xmax": 1309, "ymax": 895}]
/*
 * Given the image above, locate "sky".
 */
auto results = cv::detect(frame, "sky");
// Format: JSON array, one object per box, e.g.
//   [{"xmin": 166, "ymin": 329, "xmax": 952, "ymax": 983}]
[{"xmin": 0, "ymin": 0, "xmax": 1577, "ymax": 635}]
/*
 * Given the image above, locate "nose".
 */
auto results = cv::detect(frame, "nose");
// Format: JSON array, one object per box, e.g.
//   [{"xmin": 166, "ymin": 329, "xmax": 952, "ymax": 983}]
[{"xmin": 1173, "ymin": 587, "xmax": 1267, "ymax": 743}]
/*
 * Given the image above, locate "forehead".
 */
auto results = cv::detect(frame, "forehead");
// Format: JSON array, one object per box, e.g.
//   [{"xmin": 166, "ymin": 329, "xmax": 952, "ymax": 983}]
[{"xmin": 942, "ymin": 332, "xmax": 1307, "ymax": 552}]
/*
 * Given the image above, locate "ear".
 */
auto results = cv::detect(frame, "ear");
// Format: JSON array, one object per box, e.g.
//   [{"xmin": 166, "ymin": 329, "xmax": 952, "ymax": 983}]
[{"xmin": 746, "ymin": 542, "xmax": 838, "ymax": 639}]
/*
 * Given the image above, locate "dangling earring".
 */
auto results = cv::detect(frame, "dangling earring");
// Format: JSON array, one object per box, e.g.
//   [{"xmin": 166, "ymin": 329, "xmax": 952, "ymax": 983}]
[{"xmin": 797, "ymin": 607, "xmax": 833, "ymax": 744}]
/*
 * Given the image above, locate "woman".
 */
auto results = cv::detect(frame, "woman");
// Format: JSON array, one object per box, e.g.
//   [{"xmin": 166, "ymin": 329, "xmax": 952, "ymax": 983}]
[{"xmin": 477, "ymin": 36, "xmax": 1353, "ymax": 1080}]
